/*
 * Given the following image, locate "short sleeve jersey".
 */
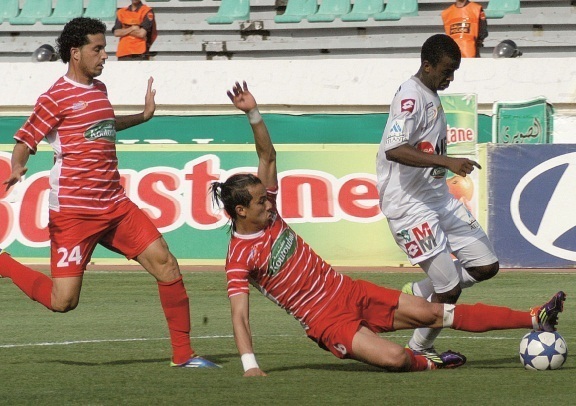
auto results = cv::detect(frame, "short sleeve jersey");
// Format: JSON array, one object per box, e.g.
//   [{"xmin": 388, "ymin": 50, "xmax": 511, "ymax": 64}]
[
  {"xmin": 376, "ymin": 76, "xmax": 450, "ymax": 219},
  {"xmin": 225, "ymin": 187, "xmax": 346, "ymax": 328},
  {"xmin": 14, "ymin": 76, "xmax": 128, "ymax": 213}
]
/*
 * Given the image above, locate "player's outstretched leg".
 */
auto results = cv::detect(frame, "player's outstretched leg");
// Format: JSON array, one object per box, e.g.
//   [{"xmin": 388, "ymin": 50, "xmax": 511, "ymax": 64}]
[{"xmin": 531, "ymin": 291, "xmax": 566, "ymax": 332}]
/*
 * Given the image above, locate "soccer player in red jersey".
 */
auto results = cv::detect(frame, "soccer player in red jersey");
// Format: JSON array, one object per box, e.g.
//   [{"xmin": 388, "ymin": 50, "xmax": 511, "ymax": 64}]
[
  {"xmin": 211, "ymin": 81, "xmax": 566, "ymax": 376},
  {"xmin": 1, "ymin": 17, "xmax": 218, "ymax": 369}
]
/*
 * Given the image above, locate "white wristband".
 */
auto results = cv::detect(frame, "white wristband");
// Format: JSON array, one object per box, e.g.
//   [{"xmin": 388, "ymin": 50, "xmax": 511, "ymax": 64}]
[
  {"xmin": 241, "ymin": 353, "xmax": 259, "ymax": 372},
  {"xmin": 246, "ymin": 108, "xmax": 263, "ymax": 125}
]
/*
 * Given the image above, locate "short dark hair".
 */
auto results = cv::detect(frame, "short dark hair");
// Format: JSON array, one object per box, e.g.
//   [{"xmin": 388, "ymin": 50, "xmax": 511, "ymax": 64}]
[
  {"xmin": 56, "ymin": 17, "xmax": 106, "ymax": 63},
  {"xmin": 211, "ymin": 174, "xmax": 262, "ymax": 231},
  {"xmin": 421, "ymin": 34, "xmax": 461, "ymax": 66}
]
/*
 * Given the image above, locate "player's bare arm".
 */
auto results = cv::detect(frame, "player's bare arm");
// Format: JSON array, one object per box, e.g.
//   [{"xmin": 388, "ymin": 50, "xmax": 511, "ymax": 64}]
[
  {"xmin": 386, "ymin": 143, "xmax": 480, "ymax": 177},
  {"xmin": 115, "ymin": 77, "xmax": 156, "ymax": 131},
  {"xmin": 230, "ymin": 293, "xmax": 268, "ymax": 377},
  {"xmin": 3, "ymin": 142, "xmax": 30, "ymax": 191},
  {"xmin": 228, "ymin": 81, "xmax": 277, "ymax": 189}
]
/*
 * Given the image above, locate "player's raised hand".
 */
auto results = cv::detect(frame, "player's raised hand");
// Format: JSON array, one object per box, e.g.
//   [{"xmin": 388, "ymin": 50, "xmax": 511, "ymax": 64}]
[
  {"xmin": 143, "ymin": 76, "xmax": 156, "ymax": 121},
  {"xmin": 227, "ymin": 81, "xmax": 257, "ymax": 113},
  {"xmin": 447, "ymin": 157, "xmax": 481, "ymax": 177}
]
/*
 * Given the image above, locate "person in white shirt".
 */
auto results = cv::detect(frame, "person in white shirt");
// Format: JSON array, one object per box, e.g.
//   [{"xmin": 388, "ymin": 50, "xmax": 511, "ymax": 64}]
[{"xmin": 376, "ymin": 34, "xmax": 499, "ymax": 364}]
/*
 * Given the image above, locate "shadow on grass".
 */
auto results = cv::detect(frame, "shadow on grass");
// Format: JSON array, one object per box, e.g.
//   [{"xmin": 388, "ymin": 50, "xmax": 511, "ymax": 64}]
[{"xmin": 45, "ymin": 353, "xmax": 237, "ymax": 367}]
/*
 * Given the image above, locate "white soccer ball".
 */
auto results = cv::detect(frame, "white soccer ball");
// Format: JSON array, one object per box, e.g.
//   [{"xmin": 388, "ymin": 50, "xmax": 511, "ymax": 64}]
[{"xmin": 519, "ymin": 331, "xmax": 568, "ymax": 370}]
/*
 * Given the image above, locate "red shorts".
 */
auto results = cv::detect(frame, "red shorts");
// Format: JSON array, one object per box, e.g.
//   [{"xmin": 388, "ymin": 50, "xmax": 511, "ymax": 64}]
[
  {"xmin": 306, "ymin": 280, "xmax": 401, "ymax": 359},
  {"xmin": 48, "ymin": 199, "xmax": 161, "ymax": 278}
]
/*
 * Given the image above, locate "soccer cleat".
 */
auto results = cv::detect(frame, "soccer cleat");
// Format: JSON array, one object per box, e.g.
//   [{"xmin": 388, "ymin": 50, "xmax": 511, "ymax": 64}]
[
  {"xmin": 428, "ymin": 350, "xmax": 467, "ymax": 370},
  {"xmin": 532, "ymin": 291, "xmax": 566, "ymax": 332},
  {"xmin": 401, "ymin": 282, "xmax": 415, "ymax": 295},
  {"xmin": 411, "ymin": 346, "xmax": 442, "ymax": 364},
  {"xmin": 170, "ymin": 355, "xmax": 221, "ymax": 368}
]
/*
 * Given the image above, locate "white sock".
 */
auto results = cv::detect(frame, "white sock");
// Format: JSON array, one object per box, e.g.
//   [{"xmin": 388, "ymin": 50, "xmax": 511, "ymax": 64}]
[
  {"xmin": 456, "ymin": 261, "xmax": 478, "ymax": 289},
  {"xmin": 408, "ymin": 327, "xmax": 443, "ymax": 351}
]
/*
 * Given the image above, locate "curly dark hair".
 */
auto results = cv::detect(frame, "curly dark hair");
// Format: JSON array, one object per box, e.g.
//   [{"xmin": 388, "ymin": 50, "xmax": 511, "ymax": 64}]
[
  {"xmin": 421, "ymin": 34, "xmax": 461, "ymax": 67},
  {"xmin": 56, "ymin": 17, "xmax": 106, "ymax": 63}
]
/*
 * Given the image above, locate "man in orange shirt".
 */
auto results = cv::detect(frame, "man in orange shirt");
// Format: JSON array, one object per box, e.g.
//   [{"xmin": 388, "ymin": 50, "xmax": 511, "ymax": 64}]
[
  {"xmin": 113, "ymin": 0, "xmax": 157, "ymax": 60},
  {"xmin": 441, "ymin": 0, "xmax": 487, "ymax": 58}
]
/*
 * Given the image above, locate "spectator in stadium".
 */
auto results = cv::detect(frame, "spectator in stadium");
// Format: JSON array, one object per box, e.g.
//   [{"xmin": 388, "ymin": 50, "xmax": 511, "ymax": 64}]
[
  {"xmin": 376, "ymin": 34, "xmax": 500, "ymax": 365},
  {"xmin": 441, "ymin": 0, "xmax": 487, "ymax": 58},
  {"xmin": 113, "ymin": 0, "xmax": 157, "ymax": 60},
  {"xmin": 211, "ymin": 81, "xmax": 565, "ymax": 376},
  {"xmin": 1, "ymin": 17, "xmax": 218, "ymax": 369}
]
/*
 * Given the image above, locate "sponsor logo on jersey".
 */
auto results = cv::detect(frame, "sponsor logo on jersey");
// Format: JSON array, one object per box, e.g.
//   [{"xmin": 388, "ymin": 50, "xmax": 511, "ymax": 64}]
[
  {"xmin": 72, "ymin": 101, "xmax": 88, "ymax": 111},
  {"xmin": 410, "ymin": 221, "xmax": 437, "ymax": 254},
  {"xmin": 268, "ymin": 228, "xmax": 297, "ymax": 276},
  {"xmin": 430, "ymin": 167, "xmax": 447, "ymax": 179},
  {"xmin": 84, "ymin": 120, "xmax": 116, "ymax": 142},
  {"xmin": 333, "ymin": 343, "xmax": 348, "ymax": 356},
  {"xmin": 417, "ymin": 141, "xmax": 435, "ymax": 154},
  {"xmin": 397, "ymin": 229, "xmax": 411, "ymax": 242},
  {"xmin": 401, "ymin": 99, "xmax": 415, "ymax": 113},
  {"xmin": 404, "ymin": 241, "xmax": 423, "ymax": 258},
  {"xmin": 386, "ymin": 120, "xmax": 405, "ymax": 144},
  {"xmin": 510, "ymin": 152, "xmax": 576, "ymax": 261}
]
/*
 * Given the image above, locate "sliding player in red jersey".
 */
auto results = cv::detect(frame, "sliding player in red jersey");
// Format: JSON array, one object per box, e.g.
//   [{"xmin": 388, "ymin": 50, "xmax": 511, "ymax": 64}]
[
  {"xmin": 1, "ymin": 17, "xmax": 218, "ymax": 369},
  {"xmin": 211, "ymin": 81, "xmax": 566, "ymax": 376}
]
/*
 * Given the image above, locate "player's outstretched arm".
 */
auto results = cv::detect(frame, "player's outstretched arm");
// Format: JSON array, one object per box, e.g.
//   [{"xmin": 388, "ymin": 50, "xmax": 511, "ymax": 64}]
[
  {"xmin": 230, "ymin": 293, "xmax": 267, "ymax": 377},
  {"xmin": 227, "ymin": 81, "xmax": 277, "ymax": 189},
  {"xmin": 3, "ymin": 142, "xmax": 30, "ymax": 191},
  {"xmin": 115, "ymin": 77, "xmax": 156, "ymax": 131}
]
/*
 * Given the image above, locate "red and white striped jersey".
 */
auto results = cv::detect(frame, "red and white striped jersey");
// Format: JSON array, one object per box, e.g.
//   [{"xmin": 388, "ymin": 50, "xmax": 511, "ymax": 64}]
[
  {"xmin": 15, "ymin": 76, "xmax": 128, "ymax": 213},
  {"xmin": 225, "ymin": 188, "xmax": 346, "ymax": 328}
]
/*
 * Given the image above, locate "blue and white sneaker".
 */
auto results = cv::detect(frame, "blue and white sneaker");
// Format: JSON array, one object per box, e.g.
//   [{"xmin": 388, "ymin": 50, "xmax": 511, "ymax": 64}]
[
  {"xmin": 532, "ymin": 291, "xmax": 566, "ymax": 332},
  {"xmin": 170, "ymin": 355, "xmax": 221, "ymax": 368}
]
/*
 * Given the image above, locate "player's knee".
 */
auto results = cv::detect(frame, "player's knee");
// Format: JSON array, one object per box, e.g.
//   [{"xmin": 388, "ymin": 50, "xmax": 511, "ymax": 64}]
[
  {"xmin": 385, "ymin": 347, "xmax": 412, "ymax": 372},
  {"xmin": 434, "ymin": 286, "xmax": 461, "ymax": 304},
  {"xmin": 467, "ymin": 261, "xmax": 499, "ymax": 282}
]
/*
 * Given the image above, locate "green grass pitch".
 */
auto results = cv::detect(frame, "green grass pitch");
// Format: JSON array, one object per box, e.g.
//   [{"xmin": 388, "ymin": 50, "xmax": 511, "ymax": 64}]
[{"xmin": 0, "ymin": 270, "xmax": 573, "ymax": 405}]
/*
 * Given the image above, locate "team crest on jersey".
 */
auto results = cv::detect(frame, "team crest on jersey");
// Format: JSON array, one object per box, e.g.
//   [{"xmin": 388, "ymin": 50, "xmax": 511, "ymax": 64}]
[
  {"xmin": 84, "ymin": 120, "xmax": 116, "ymax": 142},
  {"xmin": 72, "ymin": 101, "xmax": 88, "ymax": 111},
  {"xmin": 403, "ymin": 221, "xmax": 437, "ymax": 258},
  {"xmin": 401, "ymin": 99, "xmax": 415, "ymax": 112},
  {"xmin": 268, "ymin": 228, "xmax": 297, "ymax": 276}
]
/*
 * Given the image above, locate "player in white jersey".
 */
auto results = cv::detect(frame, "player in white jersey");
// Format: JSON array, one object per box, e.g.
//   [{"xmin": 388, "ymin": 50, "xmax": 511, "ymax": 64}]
[
  {"xmin": 211, "ymin": 81, "xmax": 565, "ymax": 377},
  {"xmin": 376, "ymin": 34, "xmax": 500, "ymax": 362},
  {"xmin": 1, "ymin": 17, "xmax": 217, "ymax": 369}
]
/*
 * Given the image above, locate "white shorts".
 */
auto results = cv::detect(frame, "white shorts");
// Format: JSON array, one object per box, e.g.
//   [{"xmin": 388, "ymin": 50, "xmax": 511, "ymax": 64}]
[{"xmin": 387, "ymin": 197, "xmax": 493, "ymax": 266}]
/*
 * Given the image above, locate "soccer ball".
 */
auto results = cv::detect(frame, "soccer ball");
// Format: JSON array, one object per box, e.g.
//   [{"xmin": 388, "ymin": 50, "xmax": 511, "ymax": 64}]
[{"xmin": 519, "ymin": 331, "xmax": 568, "ymax": 370}]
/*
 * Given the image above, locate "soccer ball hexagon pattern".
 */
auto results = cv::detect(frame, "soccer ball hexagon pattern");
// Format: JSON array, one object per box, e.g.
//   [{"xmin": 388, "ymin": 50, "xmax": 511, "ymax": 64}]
[{"xmin": 519, "ymin": 331, "xmax": 568, "ymax": 371}]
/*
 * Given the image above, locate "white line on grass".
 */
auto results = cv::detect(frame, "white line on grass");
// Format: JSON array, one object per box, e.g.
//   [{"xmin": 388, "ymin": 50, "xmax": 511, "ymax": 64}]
[{"xmin": 0, "ymin": 333, "xmax": 530, "ymax": 349}]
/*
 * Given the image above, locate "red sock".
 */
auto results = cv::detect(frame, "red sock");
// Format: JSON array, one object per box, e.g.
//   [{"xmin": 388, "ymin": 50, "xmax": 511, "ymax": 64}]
[
  {"xmin": 0, "ymin": 252, "xmax": 53, "ymax": 309},
  {"xmin": 452, "ymin": 303, "xmax": 532, "ymax": 332},
  {"xmin": 158, "ymin": 276, "xmax": 194, "ymax": 364},
  {"xmin": 404, "ymin": 348, "xmax": 431, "ymax": 372}
]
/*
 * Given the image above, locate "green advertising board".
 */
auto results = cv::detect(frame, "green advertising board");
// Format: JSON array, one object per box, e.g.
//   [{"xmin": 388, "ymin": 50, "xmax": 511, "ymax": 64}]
[{"xmin": 492, "ymin": 97, "xmax": 554, "ymax": 144}]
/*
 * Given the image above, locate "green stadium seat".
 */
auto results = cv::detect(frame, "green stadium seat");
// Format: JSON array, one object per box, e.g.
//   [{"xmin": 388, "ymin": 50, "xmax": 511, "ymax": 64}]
[
  {"xmin": 341, "ymin": 0, "xmax": 383, "ymax": 22},
  {"xmin": 307, "ymin": 0, "xmax": 350, "ymax": 22},
  {"xmin": 0, "ymin": 0, "xmax": 20, "ymax": 22},
  {"xmin": 373, "ymin": 0, "xmax": 417, "ymax": 21},
  {"xmin": 41, "ymin": 0, "xmax": 83, "ymax": 25},
  {"xmin": 274, "ymin": 0, "xmax": 317, "ymax": 23},
  {"xmin": 205, "ymin": 0, "xmax": 249, "ymax": 24},
  {"xmin": 484, "ymin": 0, "xmax": 520, "ymax": 18},
  {"xmin": 83, "ymin": 0, "xmax": 117, "ymax": 21},
  {"xmin": 9, "ymin": 0, "xmax": 51, "ymax": 24}
]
